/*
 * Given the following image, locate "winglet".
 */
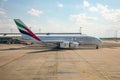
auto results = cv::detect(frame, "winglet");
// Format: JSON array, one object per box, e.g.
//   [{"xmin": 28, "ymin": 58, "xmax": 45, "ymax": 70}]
[{"xmin": 14, "ymin": 19, "xmax": 42, "ymax": 42}]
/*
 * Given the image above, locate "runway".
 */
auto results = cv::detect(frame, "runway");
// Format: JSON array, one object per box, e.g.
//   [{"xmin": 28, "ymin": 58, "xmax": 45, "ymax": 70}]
[{"xmin": 0, "ymin": 41, "xmax": 120, "ymax": 80}]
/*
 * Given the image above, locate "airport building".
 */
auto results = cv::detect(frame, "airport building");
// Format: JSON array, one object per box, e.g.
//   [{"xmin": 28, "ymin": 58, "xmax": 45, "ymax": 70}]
[{"xmin": 0, "ymin": 33, "xmax": 82, "ymax": 44}]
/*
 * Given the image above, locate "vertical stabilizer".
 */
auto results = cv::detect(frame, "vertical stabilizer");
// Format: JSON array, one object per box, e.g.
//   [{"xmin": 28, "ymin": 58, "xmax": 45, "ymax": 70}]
[{"xmin": 14, "ymin": 19, "xmax": 41, "ymax": 42}]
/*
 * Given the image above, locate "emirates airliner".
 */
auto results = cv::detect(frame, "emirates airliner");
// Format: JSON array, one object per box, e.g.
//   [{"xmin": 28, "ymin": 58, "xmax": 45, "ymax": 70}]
[{"xmin": 14, "ymin": 19, "xmax": 102, "ymax": 49}]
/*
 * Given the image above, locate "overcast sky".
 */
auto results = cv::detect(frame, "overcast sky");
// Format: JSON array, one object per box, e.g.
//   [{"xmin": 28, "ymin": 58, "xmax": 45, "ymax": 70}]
[{"xmin": 0, "ymin": 0, "xmax": 120, "ymax": 37}]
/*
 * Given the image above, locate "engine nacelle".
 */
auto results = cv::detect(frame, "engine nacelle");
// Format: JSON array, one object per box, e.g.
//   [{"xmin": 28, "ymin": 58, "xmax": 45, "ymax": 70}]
[
  {"xmin": 60, "ymin": 41, "xmax": 79, "ymax": 48},
  {"xmin": 60, "ymin": 41, "xmax": 69, "ymax": 48},
  {"xmin": 69, "ymin": 42, "xmax": 79, "ymax": 48}
]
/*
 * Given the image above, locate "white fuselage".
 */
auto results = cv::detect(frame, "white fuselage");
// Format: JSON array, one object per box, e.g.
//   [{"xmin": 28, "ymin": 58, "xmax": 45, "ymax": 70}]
[
  {"xmin": 35, "ymin": 35, "xmax": 102, "ymax": 48},
  {"xmin": 38, "ymin": 35, "xmax": 101, "ymax": 44}
]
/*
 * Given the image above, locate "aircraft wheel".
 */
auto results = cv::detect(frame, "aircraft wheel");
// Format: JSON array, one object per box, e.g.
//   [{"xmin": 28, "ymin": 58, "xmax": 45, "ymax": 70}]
[{"xmin": 96, "ymin": 45, "xmax": 99, "ymax": 49}]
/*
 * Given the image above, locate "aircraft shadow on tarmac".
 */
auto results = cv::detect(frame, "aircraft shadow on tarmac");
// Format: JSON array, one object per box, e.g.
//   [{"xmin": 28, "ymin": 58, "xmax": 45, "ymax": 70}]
[
  {"xmin": 27, "ymin": 47, "xmax": 97, "ymax": 54},
  {"xmin": 1, "ymin": 43, "xmax": 120, "ymax": 53},
  {"xmin": 0, "ymin": 47, "xmax": 23, "ymax": 51},
  {"xmin": 0, "ymin": 46, "xmax": 49, "ymax": 51},
  {"xmin": 0, "ymin": 45, "xmax": 97, "ymax": 52}
]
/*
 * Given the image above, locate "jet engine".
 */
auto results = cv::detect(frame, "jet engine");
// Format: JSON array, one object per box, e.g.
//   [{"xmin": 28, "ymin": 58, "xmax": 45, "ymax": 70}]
[
  {"xmin": 69, "ymin": 42, "xmax": 79, "ymax": 48},
  {"xmin": 60, "ymin": 41, "xmax": 69, "ymax": 48},
  {"xmin": 60, "ymin": 41, "xmax": 79, "ymax": 48}
]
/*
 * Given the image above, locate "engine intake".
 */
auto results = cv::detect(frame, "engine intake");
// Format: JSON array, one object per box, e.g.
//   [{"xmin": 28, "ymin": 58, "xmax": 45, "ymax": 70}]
[
  {"xmin": 69, "ymin": 42, "xmax": 79, "ymax": 48},
  {"xmin": 60, "ymin": 41, "xmax": 69, "ymax": 48}
]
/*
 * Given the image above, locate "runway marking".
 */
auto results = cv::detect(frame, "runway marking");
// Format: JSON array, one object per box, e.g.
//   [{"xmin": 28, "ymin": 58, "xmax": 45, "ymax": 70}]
[
  {"xmin": 53, "ymin": 51, "xmax": 58, "ymax": 77},
  {"xmin": 57, "ymin": 71, "xmax": 80, "ymax": 74}
]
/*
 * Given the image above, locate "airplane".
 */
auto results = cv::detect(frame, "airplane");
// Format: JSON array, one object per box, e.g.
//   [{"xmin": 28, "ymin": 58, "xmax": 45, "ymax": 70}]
[{"xmin": 14, "ymin": 19, "xmax": 102, "ymax": 49}]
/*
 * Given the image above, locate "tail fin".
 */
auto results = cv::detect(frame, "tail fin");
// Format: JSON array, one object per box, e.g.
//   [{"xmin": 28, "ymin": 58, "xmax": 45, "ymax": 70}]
[{"xmin": 14, "ymin": 19, "xmax": 41, "ymax": 42}]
